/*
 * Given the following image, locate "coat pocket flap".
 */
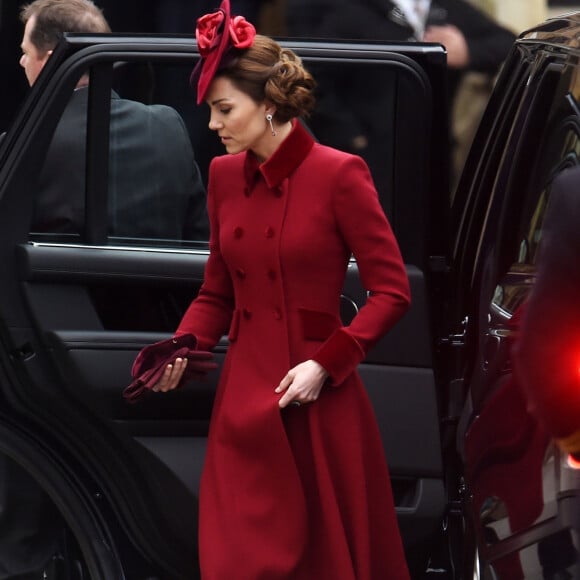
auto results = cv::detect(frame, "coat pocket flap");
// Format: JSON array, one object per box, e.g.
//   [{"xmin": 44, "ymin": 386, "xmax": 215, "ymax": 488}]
[{"xmin": 298, "ymin": 308, "xmax": 340, "ymax": 341}]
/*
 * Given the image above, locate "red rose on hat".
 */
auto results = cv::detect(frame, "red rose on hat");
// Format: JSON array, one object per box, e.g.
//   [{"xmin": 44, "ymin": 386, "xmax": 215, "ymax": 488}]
[
  {"xmin": 229, "ymin": 15, "xmax": 256, "ymax": 49},
  {"xmin": 196, "ymin": 10, "xmax": 226, "ymax": 57}
]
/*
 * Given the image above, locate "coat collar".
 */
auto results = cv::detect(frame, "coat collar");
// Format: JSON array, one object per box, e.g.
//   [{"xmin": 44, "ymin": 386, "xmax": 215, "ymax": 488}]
[{"xmin": 244, "ymin": 120, "xmax": 315, "ymax": 190}]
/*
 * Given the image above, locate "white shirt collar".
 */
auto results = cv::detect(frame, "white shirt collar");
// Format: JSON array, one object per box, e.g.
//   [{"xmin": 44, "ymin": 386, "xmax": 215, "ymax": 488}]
[{"xmin": 391, "ymin": 0, "xmax": 431, "ymax": 39}]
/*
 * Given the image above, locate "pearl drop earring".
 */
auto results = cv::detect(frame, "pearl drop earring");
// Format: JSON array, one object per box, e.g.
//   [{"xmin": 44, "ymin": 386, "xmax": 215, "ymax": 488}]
[{"xmin": 266, "ymin": 113, "xmax": 276, "ymax": 137}]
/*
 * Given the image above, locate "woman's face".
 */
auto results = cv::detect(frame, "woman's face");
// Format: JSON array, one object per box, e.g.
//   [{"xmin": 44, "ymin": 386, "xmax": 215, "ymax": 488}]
[{"xmin": 206, "ymin": 76, "xmax": 271, "ymax": 159}]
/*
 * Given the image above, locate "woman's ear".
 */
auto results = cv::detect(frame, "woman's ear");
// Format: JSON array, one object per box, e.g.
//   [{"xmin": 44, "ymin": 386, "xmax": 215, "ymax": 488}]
[{"xmin": 264, "ymin": 101, "xmax": 277, "ymax": 117}]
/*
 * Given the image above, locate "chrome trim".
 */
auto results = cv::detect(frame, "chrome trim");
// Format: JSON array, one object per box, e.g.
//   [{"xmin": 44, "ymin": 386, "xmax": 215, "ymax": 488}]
[{"xmin": 27, "ymin": 240, "xmax": 210, "ymax": 256}]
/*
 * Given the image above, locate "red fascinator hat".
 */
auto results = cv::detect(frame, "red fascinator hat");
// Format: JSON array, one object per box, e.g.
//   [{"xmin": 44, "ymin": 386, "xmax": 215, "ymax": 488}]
[{"xmin": 190, "ymin": 0, "xmax": 257, "ymax": 104}]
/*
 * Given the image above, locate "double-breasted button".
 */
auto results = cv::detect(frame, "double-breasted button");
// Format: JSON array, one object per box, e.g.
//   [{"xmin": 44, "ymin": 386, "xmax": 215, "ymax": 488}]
[
  {"xmin": 273, "ymin": 185, "xmax": 283, "ymax": 197},
  {"xmin": 234, "ymin": 227, "xmax": 244, "ymax": 239},
  {"xmin": 264, "ymin": 226, "xmax": 275, "ymax": 238},
  {"xmin": 273, "ymin": 308, "xmax": 282, "ymax": 320},
  {"xmin": 243, "ymin": 308, "xmax": 252, "ymax": 319},
  {"xmin": 235, "ymin": 268, "xmax": 246, "ymax": 279},
  {"xmin": 267, "ymin": 269, "xmax": 277, "ymax": 281},
  {"xmin": 243, "ymin": 186, "xmax": 251, "ymax": 197}
]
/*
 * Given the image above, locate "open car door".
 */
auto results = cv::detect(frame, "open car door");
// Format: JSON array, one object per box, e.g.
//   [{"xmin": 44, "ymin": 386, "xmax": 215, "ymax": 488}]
[{"xmin": 0, "ymin": 34, "xmax": 450, "ymax": 579}]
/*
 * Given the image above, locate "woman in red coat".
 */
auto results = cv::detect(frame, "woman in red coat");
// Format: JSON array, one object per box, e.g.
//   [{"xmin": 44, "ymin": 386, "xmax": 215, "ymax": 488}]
[{"xmin": 156, "ymin": 1, "xmax": 411, "ymax": 577}]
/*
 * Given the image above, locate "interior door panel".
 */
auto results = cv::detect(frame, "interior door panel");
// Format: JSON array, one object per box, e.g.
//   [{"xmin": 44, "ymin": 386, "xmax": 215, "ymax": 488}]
[{"xmin": 17, "ymin": 241, "xmax": 443, "ymax": 556}]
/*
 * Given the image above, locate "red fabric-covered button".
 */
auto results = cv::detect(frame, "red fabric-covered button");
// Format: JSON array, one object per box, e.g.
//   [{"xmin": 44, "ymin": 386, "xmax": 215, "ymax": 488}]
[
  {"xmin": 234, "ymin": 227, "xmax": 244, "ymax": 239},
  {"xmin": 273, "ymin": 308, "xmax": 282, "ymax": 320},
  {"xmin": 243, "ymin": 308, "xmax": 252, "ymax": 319},
  {"xmin": 265, "ymin": 226, "xmax": 275, "ymax": 238},
  {"xmin": 236, "ymin": 268, "xmax": 246, "ymax": 279},
  {"xmin": 267, "ymin": 269, "xmax": 277, "ymax": 281}
]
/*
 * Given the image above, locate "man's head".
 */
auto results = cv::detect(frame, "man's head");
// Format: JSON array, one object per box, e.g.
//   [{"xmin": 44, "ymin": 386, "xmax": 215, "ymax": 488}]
[{"xmin": 19, "ymin": 0, "xmax": 110, "ymax": 86}]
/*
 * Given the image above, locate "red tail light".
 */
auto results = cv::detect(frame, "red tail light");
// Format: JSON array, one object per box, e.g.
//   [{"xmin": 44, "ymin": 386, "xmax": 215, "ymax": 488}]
[{"xmin": 567, "ymin": 454, "xmax": 580, "ymax": 470}]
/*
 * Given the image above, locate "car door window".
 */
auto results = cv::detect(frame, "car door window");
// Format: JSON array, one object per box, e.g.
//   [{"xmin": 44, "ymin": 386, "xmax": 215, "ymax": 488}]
[
  {"xmin": 493, "ymin": 64, "xmax": 580, "ymax": 321},
  {"xmin": 27, "ymin": 60, "xmax": 210, "ymax": 248},
  {"xmin": 26, "ymin": 45, "xmax": 448, "ymax": 269}
]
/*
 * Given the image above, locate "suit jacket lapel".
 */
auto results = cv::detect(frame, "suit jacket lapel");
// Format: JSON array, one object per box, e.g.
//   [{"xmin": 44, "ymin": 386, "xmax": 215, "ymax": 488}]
[
  {"xmin": 386, "ymin": 3, "xmax": 413, "ymax": 30},
  {"xmin": 427, "ymin": 2, "xmax": 449, "ymax": 26}
]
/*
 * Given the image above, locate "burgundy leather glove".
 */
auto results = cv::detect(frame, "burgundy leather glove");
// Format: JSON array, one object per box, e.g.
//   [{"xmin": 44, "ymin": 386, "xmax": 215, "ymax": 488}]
[{"xmin": 123, "ymin": 333, "xmax": 217, "ymax": 403}]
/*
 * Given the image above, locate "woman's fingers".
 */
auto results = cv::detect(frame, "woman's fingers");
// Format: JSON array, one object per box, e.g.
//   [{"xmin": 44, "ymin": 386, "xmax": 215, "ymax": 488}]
[
  {"xmin": 155, "ymin": 357, "xmax": 188, "ymax": 392},
  {"xmin": 275, "ymin": 372, "xmax": 296, "ymax": 408},
  {"xmin": 274, "ymin": 372, "xmax": 293, "ymax": 394}
]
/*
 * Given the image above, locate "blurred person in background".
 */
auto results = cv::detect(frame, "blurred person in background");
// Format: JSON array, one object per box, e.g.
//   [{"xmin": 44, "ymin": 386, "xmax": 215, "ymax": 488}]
[
  {"xmin": 284, "ymin": 0, "xmax": 516, "ymax": 202},
  {"xmin": 285, "ymin": 0, "xmax": 515, "ymax": 103},
  {"xmin": 20, "ymin": 0, "xmax": 208, "ymax": 240},
  {"xmin": 452, "ymin": 0, "xmax": 547, "ymax": 190},
  {"xmin": 95, "ymin": 0, "xmax": 273, "ymax": 187},
  {"xmin": 0, "ymin": 2, "xmax": 208, "ymax": 577}
]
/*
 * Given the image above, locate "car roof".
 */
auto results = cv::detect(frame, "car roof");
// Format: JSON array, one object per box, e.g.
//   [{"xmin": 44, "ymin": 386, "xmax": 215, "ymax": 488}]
[{"xmin": 519, "ymin": 11, "xmax": 580, "ymax": 51}]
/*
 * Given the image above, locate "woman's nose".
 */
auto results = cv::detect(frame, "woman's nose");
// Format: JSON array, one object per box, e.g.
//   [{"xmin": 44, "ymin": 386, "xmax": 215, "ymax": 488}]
[{"xmin": 208, "ymin": 117, "xmax": 222, "ymax": 131}]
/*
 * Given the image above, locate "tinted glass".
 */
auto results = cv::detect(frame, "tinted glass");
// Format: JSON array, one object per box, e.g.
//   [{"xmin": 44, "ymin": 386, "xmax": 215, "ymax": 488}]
[
  {"xmin": 27, "ymin": 52, "xmax": 437, "ymax": 267},
  {"xmin": 493, "ymin": 65, "xmax": 580, "ymax": 320}
]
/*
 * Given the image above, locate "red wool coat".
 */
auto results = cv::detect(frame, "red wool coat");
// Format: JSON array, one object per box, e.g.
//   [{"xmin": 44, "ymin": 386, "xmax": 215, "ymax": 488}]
[{"xmin": 176, "ymin": 121, "xmax": 411, "ymax": 580}]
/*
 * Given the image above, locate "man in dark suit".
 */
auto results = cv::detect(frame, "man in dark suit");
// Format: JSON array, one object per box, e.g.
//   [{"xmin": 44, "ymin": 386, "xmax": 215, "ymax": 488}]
[
  {"xmin": 32, "ymin": 87, "xmax": 209, "ymax": 240},
  {"xmin": 0, "ymin": 0, "xmax": 29, "ymax": 133},
  {"xmin": 20, "ymin": 0, "xmax": 209, "ymax": 241},
  {"xmin": 286, "ymin": 0, "xmax": 515, "ymax": 101}
]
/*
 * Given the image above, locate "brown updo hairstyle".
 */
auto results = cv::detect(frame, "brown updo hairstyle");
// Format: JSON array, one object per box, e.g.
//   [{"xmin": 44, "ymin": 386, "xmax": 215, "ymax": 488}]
[{"xmin": 217, "ymin": 35, "xmax": 316, "ymax": 123}]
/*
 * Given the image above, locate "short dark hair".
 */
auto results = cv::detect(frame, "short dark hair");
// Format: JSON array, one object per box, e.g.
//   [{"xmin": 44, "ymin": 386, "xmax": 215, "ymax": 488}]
[{"xmin": 20, "ymin": 0, "xmax": 110, "ymax": 54}]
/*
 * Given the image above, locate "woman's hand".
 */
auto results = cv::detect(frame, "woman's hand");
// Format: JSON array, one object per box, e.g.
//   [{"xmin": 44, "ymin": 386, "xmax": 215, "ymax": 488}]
[
  {"xmin": 275, "ymin": 360, "xmax": 329, "ymax": 408},
  {"xmin": 152, "ymin": 357, "xmax": 188, "ymax": 392}
]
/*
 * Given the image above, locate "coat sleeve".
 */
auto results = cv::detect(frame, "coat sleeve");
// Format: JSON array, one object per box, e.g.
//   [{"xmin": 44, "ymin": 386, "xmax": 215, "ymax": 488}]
[
  {"xmin": 312, "ymin": 154, "xmax": 411, "ymax": 385},
  {"xmin": 175, "ymin": 158, "xmax": 234, "ymax": 350},
  {"xmin": 514, "ymin": 168, "xmax": 580, "ymax": 445}
]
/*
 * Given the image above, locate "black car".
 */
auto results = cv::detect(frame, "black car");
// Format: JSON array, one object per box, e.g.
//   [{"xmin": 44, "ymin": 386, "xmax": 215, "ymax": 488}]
[{"xmin": 0, "ymin": 15, "xmax": 578, "ymax": 580}]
